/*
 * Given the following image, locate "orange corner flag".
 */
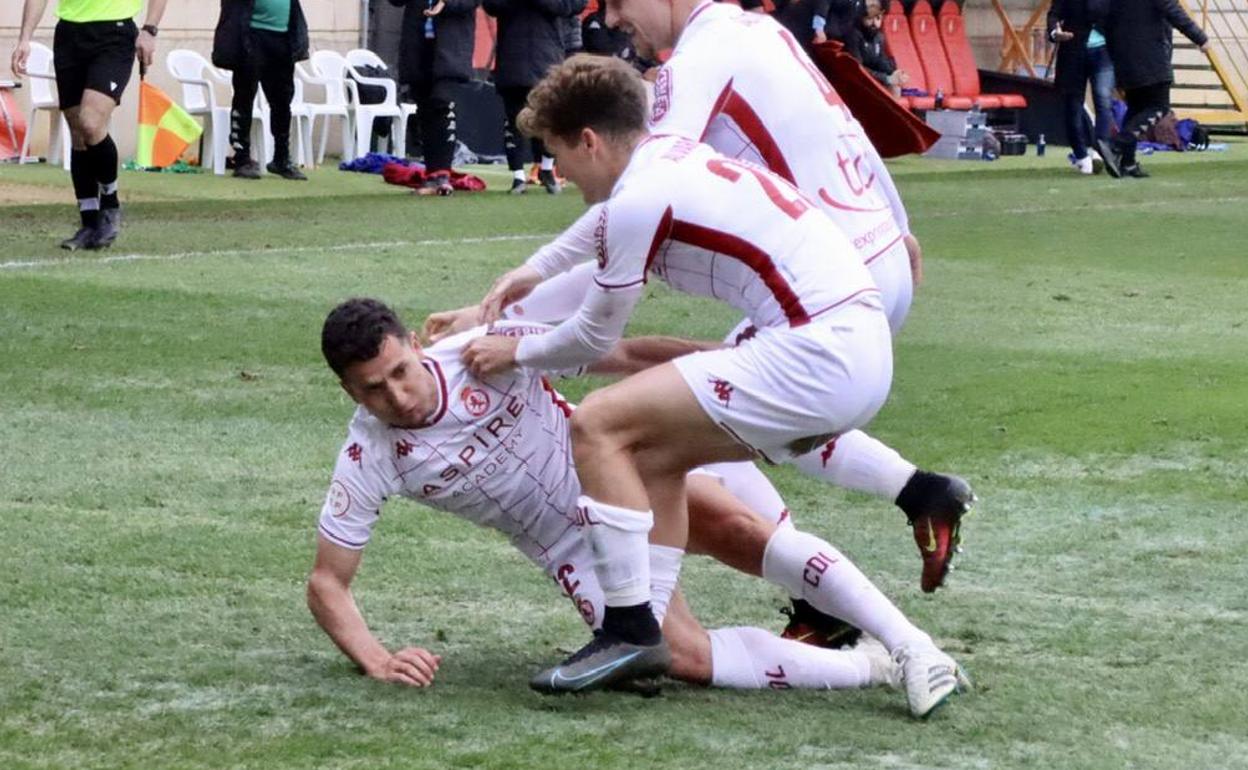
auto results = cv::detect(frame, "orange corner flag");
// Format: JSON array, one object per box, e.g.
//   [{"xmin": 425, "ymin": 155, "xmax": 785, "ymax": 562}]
[{"xmin": 136, "ymin": 80, "xmax": 202, "ymax": 168}]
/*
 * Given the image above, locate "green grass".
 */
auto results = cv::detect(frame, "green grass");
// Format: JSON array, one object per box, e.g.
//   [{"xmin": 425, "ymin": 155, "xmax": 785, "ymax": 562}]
[{"xmin": 2, "ymin": 147, "xmax": 1246, "ymax": 770}]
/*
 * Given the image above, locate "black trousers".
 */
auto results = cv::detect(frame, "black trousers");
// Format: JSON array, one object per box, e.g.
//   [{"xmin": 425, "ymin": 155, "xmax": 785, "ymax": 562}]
[
  {"xmin": 230, "ymin": 28, "xmax": 295, "ymax": 164},
  {"xmin": 499, "ymin": 85, "xmax": 548, "ymax": 171},
  {"xmin": 1112, "ymin": 81, "xmax": 1171, "ymax": 167},
  {"xmin": 404, "ymin": 45, "xmax": 457, "ymax": 173}
]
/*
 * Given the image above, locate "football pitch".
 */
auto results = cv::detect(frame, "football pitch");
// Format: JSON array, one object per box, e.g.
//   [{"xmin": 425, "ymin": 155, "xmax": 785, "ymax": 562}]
[{"xmin": 1, "ymin": 148, "xmax": 1246, "ymax": 769}]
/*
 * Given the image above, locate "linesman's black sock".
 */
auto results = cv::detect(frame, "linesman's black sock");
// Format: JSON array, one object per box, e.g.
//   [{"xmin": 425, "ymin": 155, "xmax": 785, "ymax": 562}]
[
  {"xmin": 85, "ymin": 135, "xmax": 120, "ymax": 210},
  {"xmin": 70, "ymin": 148, "xmax": 99, "ymax": 228}
]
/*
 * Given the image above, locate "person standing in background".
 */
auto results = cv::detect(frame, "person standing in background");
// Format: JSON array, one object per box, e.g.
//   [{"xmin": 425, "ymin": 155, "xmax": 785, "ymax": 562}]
[
  {"xmin": 389, "ymin": 0, "xmax": 480, "ymax": 196},
  {"xmin": 1100, "ymin": 0, "xmax": 1208, "ymax": 178},
  {"xmin": 1047, "ymin": 0, "xmax": 1113, "ymax": 175},
  {"xmin": 212, "ymin": 0, "xmax": 309, "ymax": 181},
  {"xmin": 484, "ymin": 0, "xmax": 587, "ymax": 194},
  {"xmin": 10, "ymin": 0, "xmax": 169, "ymax": 250}
]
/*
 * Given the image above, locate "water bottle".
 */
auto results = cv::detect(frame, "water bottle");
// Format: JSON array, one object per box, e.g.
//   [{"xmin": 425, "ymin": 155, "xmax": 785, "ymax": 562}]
[
  {"xmin": 934, "ymin": 88, "xmax": 945, "ymax": 110},
  {"xmin": 1037, "ymin": 133, "xmax": 1046, "ymax": 157}
]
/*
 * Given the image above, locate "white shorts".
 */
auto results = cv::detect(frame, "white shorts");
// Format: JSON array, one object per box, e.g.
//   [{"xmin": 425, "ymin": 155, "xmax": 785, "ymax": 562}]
[
  {"xmin": 678, "ymin": 297, "xmax": 893, "ymax": 463},
  {"xmin": 866, "ymin": 237, "xmax": 913, "ymax": 335}
]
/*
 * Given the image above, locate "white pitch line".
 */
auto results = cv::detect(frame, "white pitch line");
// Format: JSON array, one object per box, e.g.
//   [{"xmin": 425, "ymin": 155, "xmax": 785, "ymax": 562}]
[{"xmin": 0, "ymin": 233, "xmax": 558, "ymax": 271}]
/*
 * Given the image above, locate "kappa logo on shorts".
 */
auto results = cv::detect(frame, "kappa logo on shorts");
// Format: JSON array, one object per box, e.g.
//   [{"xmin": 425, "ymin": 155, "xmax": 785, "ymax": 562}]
[
  {"xmin": 461, "ymin": 387, "xmax": 490, "ymax": 417},
  {"xmin": 328, "ymin": 480, "xmax": 352, "ymax": 517},
  {"xmin": 709, "ymin": 377, "xmax": 734, "ymax": 406}
]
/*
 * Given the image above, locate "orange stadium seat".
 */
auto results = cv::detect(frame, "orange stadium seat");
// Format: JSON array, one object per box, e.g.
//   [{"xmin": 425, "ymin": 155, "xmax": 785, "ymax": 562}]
[
  {"xmin": 473, "ymin": 8, "xmax": 496, "ymax": 71},
  {"xmin": 937, "ymin": 1, "xmax": 1027, "ymax": 110},
  {"xmin": 909, "ymin": 1, "xmax": 973, "ymax": 110},
  {"xmin": 882, "ymin": 1, "xmax": 933, "ymax": 110}
]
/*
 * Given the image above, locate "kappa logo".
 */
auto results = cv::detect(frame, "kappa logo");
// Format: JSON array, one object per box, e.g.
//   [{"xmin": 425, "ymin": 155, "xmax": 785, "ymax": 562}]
[
  {"xmin": 593, "ymin": 206, "xmax": 609, "ymax": 269},
  {"xmin": 709, "ymin": 378, "xmax": 734, "ymax": 406},
  {"xmin": 395, "ymin": 439, "xmax": 416, "ymax": 458},
  {"xmin": 650, "ymin": 66, "xmax": 672, "ymax": 124},
  {"xmin": 328, "ymin": 480, "xmax": 351, "ymax": 517},
  {"xmin": 461, "ymin": 387, "xmax": 490, "ymax": 417},
  {"xmin": 819, "ymin": 437, "xmax": 839, "ymax": 467},
  {"xmin": 345, "ymin": 443, "xmax": 363, "ymax": 466}
]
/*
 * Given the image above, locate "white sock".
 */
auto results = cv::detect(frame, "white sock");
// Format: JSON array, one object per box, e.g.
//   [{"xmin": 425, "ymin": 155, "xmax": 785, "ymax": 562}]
[
  {"xmin": 708, "ymin": 626, "xmax": 872, "ymax": 689},
  {"xmin": 794, "ymin": 430, "xmax": 916, "ymax": 501},
  {"xmin": 540, "ymin": 155, "xmax": 555, "ymax": 171},
  {"xmin": 648, "ymin": 544, "xmax": 683, "ymax": 625},
  {"xmin": 761, "ymin": 527, "xmax": 931, "ymax": 652},
  {"xmin": 698, "ymin": 461, "xmax": 794, "ymax": 528},
  {"xmin": 512, "ymin": 169, "xmax": 525, "ymax": 181},
  {"xmin": 578, "ymin": 495, "xmax": 653, "ymax": 607}
]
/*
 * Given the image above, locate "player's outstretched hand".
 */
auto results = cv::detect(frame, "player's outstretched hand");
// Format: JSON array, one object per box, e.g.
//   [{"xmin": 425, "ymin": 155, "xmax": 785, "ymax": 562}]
[
  {"xmin": 480, "ymin": 265, "xmax": 543, "ymax": 323},
  {"xmin": 461, "ymin": 335, "xmax": 520, "ymax": 377},
  {"xmin": 423, "ymin": 305, "xmax": 483, "ymax": 344},
  {"xmin": 371, "ymin": 646, "xmax": 442, "ymax": 687},
  {"xmin": 904, "ymin": 233, "xmax": 923, "ymax": 289}
]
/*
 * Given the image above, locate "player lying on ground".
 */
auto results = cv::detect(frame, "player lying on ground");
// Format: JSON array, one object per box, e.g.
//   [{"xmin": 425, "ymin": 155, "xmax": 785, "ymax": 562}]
[
  {"xmin": 310, "ymin": 298, "xmax": 965, "ymax": 716},
  {"xmin": 459, "ymin": 57, "xmax": 968, "ymax": 705}
]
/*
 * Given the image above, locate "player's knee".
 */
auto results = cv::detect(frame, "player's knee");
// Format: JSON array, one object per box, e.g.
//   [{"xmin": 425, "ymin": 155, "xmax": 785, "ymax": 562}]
[
  {"xmin": 71, "ymin": 110, "xmax": 108, "ymax": 145},
  {"xmin": 568, "ymin": 394, "xmax": 617, "ymax": 457}
]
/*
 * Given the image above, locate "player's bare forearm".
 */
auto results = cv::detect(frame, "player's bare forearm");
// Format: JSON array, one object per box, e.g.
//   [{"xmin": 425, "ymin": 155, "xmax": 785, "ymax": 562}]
[
  {"xmin": 143, "ymin": 0, "xmax": 170, "ymax": 26},
  {"xmin": 589, "ymin": 336, "xmax": 724, "ymax": 376},
  {"xmin": 306, "ymin": 568, "xmax": 394, "ymax": 676},
  {"xmin": 19, "ymin": 0, "xmax": 49, "ymax": 41}
]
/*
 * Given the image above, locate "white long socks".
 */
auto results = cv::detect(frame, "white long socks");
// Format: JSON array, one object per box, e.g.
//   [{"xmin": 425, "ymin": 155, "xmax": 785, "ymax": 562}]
[
  {"xmin": 794, "ymin": 430, "xmax": 916, "ymax": 501},
  {"xmin": 708, "ymin": 626, "xmax": 872, "ymax": 689},
  {"xmin": 648, "ymin": 544, "xmax": 684, "ymax": 625},
  {"xmin": 761, "ymin": 527, "xmax": 931, "ymax": 652},
  {"xmin": 578, "ymin": 495, "xmax": 653, "ymax": 607},
  {"xmin": 698, "ymin": 461, "xmax": 794, "ymax": 528}
]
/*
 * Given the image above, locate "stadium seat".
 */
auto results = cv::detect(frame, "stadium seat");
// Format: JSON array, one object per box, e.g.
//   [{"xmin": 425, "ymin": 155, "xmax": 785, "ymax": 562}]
[
  {"xmin": 909, "ymin": 1, "xmax": 974, "ymax": 110},
  {"xmin": 18, "ymin": 41, "xmax": 71, "ymax": 170},
  {"xmin": 881, "ymin": 2, "xmax": 933, "ymax": 110},
  {"xmin": 937, "ymin": 2, "xmax": 1027, "ymax": 110}
]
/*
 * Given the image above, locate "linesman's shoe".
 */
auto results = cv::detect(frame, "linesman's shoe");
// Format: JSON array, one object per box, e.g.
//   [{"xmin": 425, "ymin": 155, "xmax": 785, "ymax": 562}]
[
  {"xmin": 531, "ymin": 629, "xmax": 670, "ymax": 695},
  {"xmin": 780, "ymin": 603, "xmax": 862, "ymax": 649},
  {"xmin": 266, "ymin": 160, "xmax": 308, "ymax": 181},
  {"xmin": 893, "ymin": 643, "xmax": 971, "ymax": 719},
  {"xmin": 897, "ymin": 471, "xmax": 976, "ymax": 593},
  {"xmin": 95, "ymin": 207, "xmax": 122, "ymax": 249},
  {"xmin": 60, "ymin": 226, "xmax": 99, "ymax": 251}
]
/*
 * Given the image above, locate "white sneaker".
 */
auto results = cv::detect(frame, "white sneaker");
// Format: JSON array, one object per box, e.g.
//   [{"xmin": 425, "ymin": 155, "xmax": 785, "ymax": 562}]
[
  {"xmin": 893, "ymin": 644, "xmax": 971, "ymax": 718},
  {"xmin": 854, "ymin": 636, "xmax": 901, "ymax": 689},
  {"xmin": 1076, "ymin": 155, "xmax": 1095, "ymax": 174}
]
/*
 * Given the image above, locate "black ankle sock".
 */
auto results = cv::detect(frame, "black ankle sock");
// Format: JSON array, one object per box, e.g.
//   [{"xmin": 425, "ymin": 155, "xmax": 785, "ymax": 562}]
[
  {"xmin": 895, "ymin": 469, "xmax": 942, "ymax": 520},
  {"xmin": 602, "ymin": 603, "xmax": 662, "ymax": 646},
  {"xmin": 85, "ymin": 136, "xmax": 119, "ymax": 209}
]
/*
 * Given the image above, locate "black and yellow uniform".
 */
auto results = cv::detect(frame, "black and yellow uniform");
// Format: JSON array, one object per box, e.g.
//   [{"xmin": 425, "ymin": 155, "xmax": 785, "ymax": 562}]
[{"xmin": 52, "ymin": 0, "xmax": 141, "ymax": 109}]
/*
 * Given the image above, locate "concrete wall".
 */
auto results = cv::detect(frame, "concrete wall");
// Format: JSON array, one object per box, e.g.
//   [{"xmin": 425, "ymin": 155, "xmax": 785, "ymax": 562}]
[
  {"xmin": 2, "ymin": 0, "xmax": 1054, "ymax": 160},
  {"xmin": 1, "ymin": 0, "xmax": 362, "ymax": 159}
]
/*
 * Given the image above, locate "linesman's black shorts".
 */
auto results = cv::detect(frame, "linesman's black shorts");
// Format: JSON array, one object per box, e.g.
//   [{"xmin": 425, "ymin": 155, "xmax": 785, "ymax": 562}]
[{"xmin": 53, "ymin": 18, "xmax": 138, "ymax": 110}]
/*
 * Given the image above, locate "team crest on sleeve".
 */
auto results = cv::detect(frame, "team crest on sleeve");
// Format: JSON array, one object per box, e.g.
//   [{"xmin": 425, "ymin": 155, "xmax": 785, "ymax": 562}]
[
  {"xmin": 651, "ymin": 67, "xmax": 672, "ymax": 124},
  {"xmin": 594, "ymin": 206, "xmax": 609, "ymax": 269},
  {"xmin": 328, "ymin": 480, "xmax": 352, "ymax": 517},
  {"xmin": 461, "ymin": 387, "xmax": 491, "ymax": 417}
]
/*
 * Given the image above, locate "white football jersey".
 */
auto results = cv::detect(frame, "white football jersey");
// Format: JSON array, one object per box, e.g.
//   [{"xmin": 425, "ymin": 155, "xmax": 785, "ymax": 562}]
[
  {"xmin": 317, "ymin": 323, "xmax": 583, "ymax": 570},
  {"xmin": 649, "ymin": 1, "xmax": 907, "ymax": 262},
  {"xmin": 595, "ymin": 135, "xmax": 878, "ymax": 330}
]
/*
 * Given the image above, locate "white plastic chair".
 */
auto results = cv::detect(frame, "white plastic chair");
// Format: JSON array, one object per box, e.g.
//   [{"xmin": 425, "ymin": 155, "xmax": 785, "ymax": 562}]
[
  {"xmin": 288, "ymin": 77, "xmax": 315, "ymax": 167},
  {"xmin": 335, "ymin": 49, "xmax": 403, "ymax": 158},
  {"xmin": 18, "ymin": 41, "xmax": 71, "ymax": 170},
  {"xmin": 347, "ymin": 48, "xmax": 416, "ymax": 157},
  {"xmin": 300, "ymin": 55, "xmax": 354, "ymax": 163},
  {"xmin": 166, "ymin": 49, "xmax": 232, "ymax": 174}
]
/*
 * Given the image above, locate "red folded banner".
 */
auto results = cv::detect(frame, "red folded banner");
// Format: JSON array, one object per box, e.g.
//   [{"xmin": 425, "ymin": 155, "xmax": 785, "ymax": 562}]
[{"xmin": 810, "ymin": 40, "xmax": 939, "ymax": 158}]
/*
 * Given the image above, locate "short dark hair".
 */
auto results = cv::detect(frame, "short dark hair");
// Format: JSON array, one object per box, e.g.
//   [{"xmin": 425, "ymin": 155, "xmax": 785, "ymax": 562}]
[
  {"xmin": 518, "ymin": 54, "xmax": 648, "ymax": 143},
  {"xmin": 321, "ymin": 298, "xmax": 408, "ymax": 378}
]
